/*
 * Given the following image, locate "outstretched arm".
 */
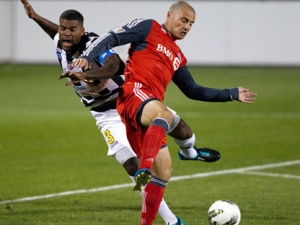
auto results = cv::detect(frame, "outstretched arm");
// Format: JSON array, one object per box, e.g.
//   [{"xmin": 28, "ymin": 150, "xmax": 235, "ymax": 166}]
[
  {"xmin": 173, "ymin": 66, "xmax": 257, "ymax": 104},
  {"xmin": 21, "ymin": 0, "xmax": 59, "ymax": 39},
  {"xmin": 58, "ymin": 53, "xmax": 125, "ymax": 85}
]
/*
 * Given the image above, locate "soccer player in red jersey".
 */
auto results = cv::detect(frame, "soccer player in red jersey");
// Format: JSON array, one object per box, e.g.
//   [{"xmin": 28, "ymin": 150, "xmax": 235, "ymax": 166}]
[{"xmin": 67, "ymin": 1, "xmax": 257, "ymax": 224}]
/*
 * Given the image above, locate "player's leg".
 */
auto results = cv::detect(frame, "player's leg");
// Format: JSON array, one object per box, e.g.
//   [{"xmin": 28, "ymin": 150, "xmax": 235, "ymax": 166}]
[
  {"xmin": 114, "ymin": 150, "xmax": 182, "ymax": 225},
  {"xmin": 167, "ymin": 108, "xmax": 221, "ymax": 162},
  {"xmin": 121, "ymin": 125, "xmax": 183, "ymax": 225},
  {"xmin": 138, "ymin": 100, "xmax": 173, "ymax": 171},
  {"xmin": 137, "ymin": 100, "xmax": 184, "ymax": 224},
  {"xmin": 117, "ymin": 85, "xmax": 183, "ymax": 224},
  {"xmin": 90, "ymin": 109, "xmax": 182, "ymax": 225},
  {"xmin": 141, "ymin": 146, "xmax": 183, "ymax": 225},
  {"xmin": 151, "ymin": 147, "xmax": 184, "ymax": 225}
]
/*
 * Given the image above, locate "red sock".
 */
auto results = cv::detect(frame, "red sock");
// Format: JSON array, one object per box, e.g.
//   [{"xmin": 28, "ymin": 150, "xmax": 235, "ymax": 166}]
[
  {"xmin": 140, "ymin": 182, "xmax": 165, "ymax": 225},
  {"xmin": 140, "ymin": 124, "xmax": 166, "ymax": 170}
]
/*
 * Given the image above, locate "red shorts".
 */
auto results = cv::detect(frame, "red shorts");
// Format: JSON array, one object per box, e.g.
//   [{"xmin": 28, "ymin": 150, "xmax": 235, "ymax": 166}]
[{"xmin": 116, "ymin": 81, "xmax": 167, "ymax": 157}]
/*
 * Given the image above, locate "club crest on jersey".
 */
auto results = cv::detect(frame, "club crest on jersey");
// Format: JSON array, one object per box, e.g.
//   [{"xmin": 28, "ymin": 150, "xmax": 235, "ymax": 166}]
[
  {"xmin": 156, "ymin": 44, "xmax": 180, "ymax": 70},
  {"xmin": 67, "ymin": 62, "xmax": 74, "ymax": 70}
]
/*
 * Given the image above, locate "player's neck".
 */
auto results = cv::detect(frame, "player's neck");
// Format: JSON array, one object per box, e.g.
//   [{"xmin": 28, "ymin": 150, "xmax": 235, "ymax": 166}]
[{"xmin": 162, "ymin": 24, "xmax": 176, "ymax": 41}]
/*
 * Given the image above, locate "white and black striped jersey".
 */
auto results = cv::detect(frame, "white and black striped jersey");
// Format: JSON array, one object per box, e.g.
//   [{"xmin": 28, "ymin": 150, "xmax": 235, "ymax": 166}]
[{"xmin": 53, "ymin": 32, "xmax": 125, "ymax": 110}]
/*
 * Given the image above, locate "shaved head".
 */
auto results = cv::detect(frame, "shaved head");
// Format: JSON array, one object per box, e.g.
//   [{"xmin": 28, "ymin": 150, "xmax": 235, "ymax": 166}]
[
  {"xmin": 164, "ymin": 1, "xmax": 196, "ymax": 40},
  {"xmin": 169, "ymin": 1, "xmax": 195, "ymax": 15}
]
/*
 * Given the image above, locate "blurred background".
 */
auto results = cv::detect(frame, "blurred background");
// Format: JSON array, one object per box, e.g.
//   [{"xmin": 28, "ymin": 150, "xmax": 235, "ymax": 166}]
[{"xmin": 1, "ymin": 0, "xmax": 300, "ymax": 66}]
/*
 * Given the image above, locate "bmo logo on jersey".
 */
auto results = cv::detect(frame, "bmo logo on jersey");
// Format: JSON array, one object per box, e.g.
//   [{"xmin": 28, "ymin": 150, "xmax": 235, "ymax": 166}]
[{"xmin": 156, "ymin": 44, "xmax": 180, "ymax": 71}]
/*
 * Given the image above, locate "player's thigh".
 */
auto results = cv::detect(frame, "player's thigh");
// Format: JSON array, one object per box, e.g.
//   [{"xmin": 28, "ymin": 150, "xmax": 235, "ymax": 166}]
[
  {"xmin": 90, "ymin": 109, "xmax": 135, "ymax": 157},
  {"xmin": 141, "ymin": 100, "xmax": 174, "ymax": 127},
  {"xmin": 152, "ymin": 146, "xmax": 172, "ymax": 181}
]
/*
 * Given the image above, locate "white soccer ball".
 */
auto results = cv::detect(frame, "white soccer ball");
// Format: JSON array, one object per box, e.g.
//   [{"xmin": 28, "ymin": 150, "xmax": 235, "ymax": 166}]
[{"xmin": 207, "ymin": 199, "xmax": 241, "ymax": 225}]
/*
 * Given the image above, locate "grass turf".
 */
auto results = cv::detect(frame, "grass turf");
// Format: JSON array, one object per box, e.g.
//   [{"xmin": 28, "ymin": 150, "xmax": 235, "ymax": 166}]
[{"xmin": 0, "ymin": 64, "xmax": 299, "ymax": 224}]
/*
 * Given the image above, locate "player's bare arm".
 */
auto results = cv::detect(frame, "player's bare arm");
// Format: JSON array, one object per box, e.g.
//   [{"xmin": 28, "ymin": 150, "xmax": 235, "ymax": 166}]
[
  {"xmin": 21, "ymin": 0, "xmax": 59, "ymax": 39},
  {"xmin": 58, "ymin": 60, "xmax": 97, "ymax": 86},
  {"xmin": 86, "ymin": 54, "xmax": 125, "ymax": 80},
  {"xmin": 59, "ymin": 54, "xmax": 125, "ymax": 85}
]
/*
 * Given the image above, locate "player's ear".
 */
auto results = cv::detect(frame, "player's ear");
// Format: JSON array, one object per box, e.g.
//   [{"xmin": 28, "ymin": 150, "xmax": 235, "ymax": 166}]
[
  {"xmin": 81, "ymin": 27, "xmax": 85, "ymax": 35},
  {"xmin": 167, "ymin": 11, "xmax": 172, "ymax": 19}
]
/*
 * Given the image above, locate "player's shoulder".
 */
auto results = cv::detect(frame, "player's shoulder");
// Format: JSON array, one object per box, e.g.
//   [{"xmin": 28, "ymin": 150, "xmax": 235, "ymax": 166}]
[
  {"xmin": 126, "ymin": 18, "xmax": 160, "ymax": 37},
  {"xmin": 53, "ymin": 33, "xmax": 62, "ymax": 51},
  {"xmin": 125, "ymin": 17, "xmax": 153, "ymax": 29},
  {"xmin": 53, "ymin": 33, "xmax": 59, "ymax": 43},
  {"xmin": 82, "ymin": 31, "xmax": 100, "ymax": 48},
  {"xmin": 84, "ymin": 32, "xmax": 99, "ymax": 43},
  {"xmin": 85, "ymin": 32, "xmax": 99, "ymax": 38}
]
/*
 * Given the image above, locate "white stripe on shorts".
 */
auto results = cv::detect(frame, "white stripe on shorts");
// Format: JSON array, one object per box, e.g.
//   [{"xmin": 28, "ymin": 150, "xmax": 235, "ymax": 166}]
[{"xmin": 134, "ymin": 82, "xmax": 149, "ymax": 101}]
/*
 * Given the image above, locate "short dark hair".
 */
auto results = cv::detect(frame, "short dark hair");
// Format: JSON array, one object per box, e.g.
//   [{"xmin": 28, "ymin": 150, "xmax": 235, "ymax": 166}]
[{"xmin": 59, "ymin": 9, "xmax": 84, "ymax": 23}]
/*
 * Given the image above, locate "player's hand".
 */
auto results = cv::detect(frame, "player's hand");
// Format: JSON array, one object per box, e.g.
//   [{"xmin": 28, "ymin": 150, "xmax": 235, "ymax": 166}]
[
  {"xmin": 21, "ymin": 0, "xmax": 36, "ymax": 19},
  {"xmin": 58, "ymin": 71, "xmax": 87, "ymax": 86},
  {"xmin": 73, "ymin": 58, "xmax": 89, "ymax": 71},
  {"xmin": 237, "ymin": 87, "xmax": 257, "ymax": 104}
]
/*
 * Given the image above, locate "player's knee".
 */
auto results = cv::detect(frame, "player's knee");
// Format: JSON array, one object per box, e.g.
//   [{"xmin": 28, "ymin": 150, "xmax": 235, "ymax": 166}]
[
  {"xmin": 165, "ymin": 165, "xmax": 173, "ymax": 178},
  {"xmin": 157, "ymin": 109, "xmax": 174, "ymax": 127}
]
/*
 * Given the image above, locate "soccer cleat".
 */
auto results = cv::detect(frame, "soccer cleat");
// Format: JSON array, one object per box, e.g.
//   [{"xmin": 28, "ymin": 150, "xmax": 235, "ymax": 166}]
[
  {"xmin": 133, "ymin": 168, "xmax": 151, "ymax": 192},
  {"xmin": 170, "ymin": 216, "xmax": 184, "ymax": 225},
  {"xmin": 178, "ymin": 147, "xmax": 221, "ymax": 162}
]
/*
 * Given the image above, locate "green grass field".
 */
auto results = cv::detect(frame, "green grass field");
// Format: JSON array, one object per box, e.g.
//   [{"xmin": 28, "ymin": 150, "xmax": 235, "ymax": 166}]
[{"xmin": 0, "ymin": 64, "xmax": 299, "ymax": 225}]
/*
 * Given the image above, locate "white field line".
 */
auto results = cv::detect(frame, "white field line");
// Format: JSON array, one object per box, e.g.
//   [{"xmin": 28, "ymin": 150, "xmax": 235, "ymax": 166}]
[
  {"xmin": 0, "ymin": 183, "xmax": 133, "ymax": 205},
  {"xmin": 239, "ymin": 171, "xmax": 300, "ymax": 179},
  {"xmin": 1, "ymin": 160, "xmax": 299, "ymax": 205},
  {"xmin": 169, "ymin": 160, "xmax": 300, "ymax": 181}
]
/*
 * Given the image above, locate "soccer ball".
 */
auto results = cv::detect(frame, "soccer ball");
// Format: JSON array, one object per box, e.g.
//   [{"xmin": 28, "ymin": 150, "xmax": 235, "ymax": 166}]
[{"xmin": 207, "ymin": 199, "xmax": 241, "ymax": 225}]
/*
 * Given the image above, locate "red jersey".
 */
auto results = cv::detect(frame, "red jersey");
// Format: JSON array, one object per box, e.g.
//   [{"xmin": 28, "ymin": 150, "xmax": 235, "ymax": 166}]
[
  {"xmin": 124, "ymin": 20, "xmax": 187, "ymax": 101},
  {"xmin": 82, "ymin": 17, "xmax": 238, "ymax": 104}
]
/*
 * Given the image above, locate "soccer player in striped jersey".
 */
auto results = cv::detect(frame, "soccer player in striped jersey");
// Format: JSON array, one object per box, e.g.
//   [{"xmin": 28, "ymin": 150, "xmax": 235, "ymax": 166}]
[
  {"xmin": 21, "ymin": 1, "xmax": 222, "ymax": 224},
  {"xmin": 70, "ymin": 1, "xmax": 257, "ymax": 224}
]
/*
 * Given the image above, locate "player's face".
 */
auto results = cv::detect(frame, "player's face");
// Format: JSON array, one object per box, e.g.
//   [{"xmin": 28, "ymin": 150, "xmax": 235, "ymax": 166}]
[
  {"xmin": 168, "ymin": 7, "xmax": 195, "ymax": 40},
  {"xmin": 58, "ymin": 19, "xmax": 85, "ymax": 53}
]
